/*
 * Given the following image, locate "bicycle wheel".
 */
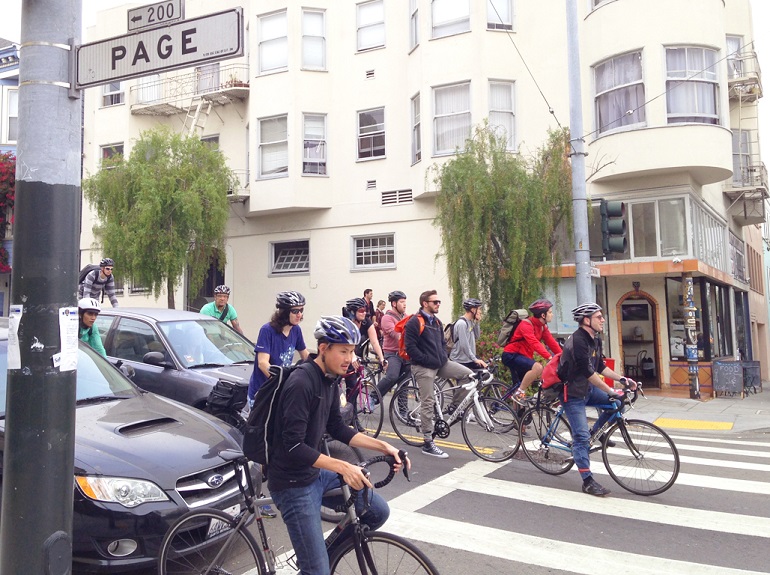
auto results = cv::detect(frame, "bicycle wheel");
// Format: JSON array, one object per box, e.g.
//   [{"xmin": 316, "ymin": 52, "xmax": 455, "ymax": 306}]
[
  {"xmin": 329, "ymin": 531, "xmax": 440, "ymax": 575},
  {"xmin": 158, "ymin": 509, "xmax": 265, "ymax": 575},
  {"xmin": 461, "ymin": 396, "xmax": 520, "ymax": 462},
  {"xmin": 520, "ymin": 405, "xmax": 574, "ymax": 475},
  {"xmin": 322, "ymin": 440, "xmax": 364, "ymax": 522},
  {"xmin": 389, "ymin": 384, "xmax": 424, "ymax": 447},
  {"xmin": 354, "ymin": 380, "xmax": 383, "ymax": 437},
  {"xmin": 602, "ymin": 419, "xmax": 680, "ymax": 496}
]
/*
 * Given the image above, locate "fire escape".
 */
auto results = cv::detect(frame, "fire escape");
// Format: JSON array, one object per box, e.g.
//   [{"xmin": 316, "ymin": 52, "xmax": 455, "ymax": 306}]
[{"xmin": 725, "ymin": 49, "xmax": 766, "ymax": 226}]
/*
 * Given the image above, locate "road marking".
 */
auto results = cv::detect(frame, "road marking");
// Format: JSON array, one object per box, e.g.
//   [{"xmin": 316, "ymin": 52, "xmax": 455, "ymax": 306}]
[
  {"xmin": 668, "ymin": 434, "xmax": 770, "ymax": 449},
  {"xmin": 654, "ymin": 417, "xmax": 733, "ymax": 430}
]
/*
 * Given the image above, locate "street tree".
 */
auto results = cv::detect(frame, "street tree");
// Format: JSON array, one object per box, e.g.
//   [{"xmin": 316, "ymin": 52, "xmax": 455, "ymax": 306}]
[
  {"xmin": 83, "ymin": 127, "xmax": 234, "ymax": 308},
  {"xmin": 432, "ymin": 124, "xmax": 573, "ymax": 321}
]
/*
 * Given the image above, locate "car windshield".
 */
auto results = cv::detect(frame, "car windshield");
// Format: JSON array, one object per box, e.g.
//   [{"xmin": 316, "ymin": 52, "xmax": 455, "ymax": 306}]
[
  {"xmin": 0, "ymin": 341, "xmax": 140, "ymax": 417},
  {"xmin": 159, "ymin": 320, "xmax": 255, "ymax": 368}
]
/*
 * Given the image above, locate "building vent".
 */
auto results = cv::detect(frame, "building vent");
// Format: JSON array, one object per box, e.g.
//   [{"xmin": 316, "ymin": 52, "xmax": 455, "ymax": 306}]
[
  {"xmin": 366, "ymin": 180, "xmax": 377, "ymax": 190},
  {"xmin": 365, "ymin": 69, "xmax": 375, "ymax": 79},
  {"xmin": 381, "ymin": 189, "xmax": 413, "ymax": 206}
]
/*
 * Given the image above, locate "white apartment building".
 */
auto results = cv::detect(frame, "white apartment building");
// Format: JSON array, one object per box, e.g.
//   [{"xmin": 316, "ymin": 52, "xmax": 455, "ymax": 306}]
[{"xmin": 81, "ymin": 0, "xmax": 767, "ymax": 394}]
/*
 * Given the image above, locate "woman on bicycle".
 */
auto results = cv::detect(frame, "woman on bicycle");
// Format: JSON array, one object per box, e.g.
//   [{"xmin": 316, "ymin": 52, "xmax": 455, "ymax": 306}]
[
  {"xmin": 78, "ymin": 297, "xmax": 107, "ymax": 357},
  {"xmin": 501, "ymin": 298, "xmax": 561, "ymax": 400},
  {"xmin": 559, "ymin": 302, "xmax": 635, "ymax": 497}
]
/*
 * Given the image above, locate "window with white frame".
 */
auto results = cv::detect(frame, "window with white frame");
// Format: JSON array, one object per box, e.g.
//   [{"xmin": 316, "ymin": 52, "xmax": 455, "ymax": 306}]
[
  {"xmin": 433, "ymin": 82, "xmax": 471, "ymax": 154},
  {"xmin": 4, "ymin": 88, "xmax": 18, "ymax": 143},
  {"xmin": 691, "ymin": 201, "xmax": 726, "ymax": 271},
  {"xmin": 411, "ymin": 93, "xmax": 421, "ymax": 163},
  {"xmin": 732, "ymin": 130, "xmax": 750, "ymax": 185},
  {"xmin": 487, "ymin": 0, "xmax": 512, "ymax": 30},
  {"xmin": 489, "ymin": 81, "xmax": 515, "ymax": 149},
  {"xmin": 726, "ymin": 35, "xmax": 744, "ymax": 79},
  {"xmin": 358, "ymin": 107, "xmax": 385, "ymax": 159},
  {"xmin": 259, "ymin": 10, "xmax": 288, "ymax": 74},
  {"xmin": 630, "ymin": 198, "xmax": 687, "ymax": 258},
  {"xmin": 729, "ymin": 231, "xmax": 747, "ymax": 283},
  {"xmin": 432, "ymin": 0, "xmax": 470, "ymax": 39},
  {"xmin": 353, "ymin": 234, "xmax": 395, "ymax": 269},
  {"xmin": 302, "ymin": 10, "xmax": 326, "ymax": 70},
  {"xmin": 409, "ymin": 0, "xmax": 419, "ymax": 51},
  {"xmin": 100, "ymin": 143, "xmax": 124, "ymax": 167},
  {"xmin": 271, "ymin": 240, "xmax": 310, "ymax": 275},
  {"xmin": 102, "ymin": 82, "xmax": 124, "ymax": 107},
  {"xmin": 594, "ymin": 51, "xmax": 645, "ymax": 134},
  {"xmin": 196, "ymin": 63, "xmax": 220, "ymax": 93},
  {"xmin": 665, "ymin": 46, "xmax": 719, "ymax": 125},
  {"xmin": 357, "ymin": 0, "xmax": 385, "ymax": 52},
  {"xmin": 303, "ymin": 114, "xmax": 327, "ymax": 175},
  {"xmin": 258, "ymin": 115, "xmax": 288, "ymax": 178}
]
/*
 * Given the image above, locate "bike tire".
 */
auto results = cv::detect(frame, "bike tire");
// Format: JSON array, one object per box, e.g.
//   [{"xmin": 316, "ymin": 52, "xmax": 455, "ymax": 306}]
[
  {"xmin": 602, "ymin": 419, "xmax": 680, "ymax": 496},
  {"xmin": 157, "ymin": 508, "xmax": 265, "ymax": 575},
  {"xmin": 389, "ymin": 384, "xmax": 425, "ymax": 447},
  {"xmin": 461, "ymin": 395, "xmax": 520, "ymax": 462},
  {"xmin": 520, "ymin": 405, "xmax": 574, "ymax": 475},
  {"xmin": 329, "ymin": 530, "xmax": 440, "ymax": 575},
  {"xmin": 358, "ymin": 379, "xmax": 384, "ymax": 437},
  {"xmin": 208, "ymin": 410, "xmax": 247, "ymax": 434},
  {"xmin": 322, "ymin": 440, "xmax": 365, "ymax": 522}
]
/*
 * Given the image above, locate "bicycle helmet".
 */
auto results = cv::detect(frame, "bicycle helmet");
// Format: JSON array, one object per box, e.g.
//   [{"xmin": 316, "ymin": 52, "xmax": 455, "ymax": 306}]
[
  {"xmin": 528, "ymin": 299, "xmax": 553, "ymax": 316},
  {"xmin": 100, "ymin": 258, "xmax": 114, "ymax": 268},
  {"xmin": 314, "ymin": 316, "xmax": 362, "ymax": 345},
  {"xmin": 78, "ymin": 297, "xmax": 101, "ymax": 313},
  {"xmin": 572, "ymin": 302, "xmax": 602, "ymax": 322},
  {"xmin": 213, "ymin": 285, "xmax": 231, "ymax": 295},
  {"xmin": 388, "ymin": 290, "xmax": 407, "ymax": 302},
  {"xmin": 462, "ymin": 298, "xmax": 483, "ymax": 311},
  {"xmin": 345, "ymin": 297, "xmax": 368, "ymax": 313},
  {"xmin": 276, "ymin": 291, "xmax": 306, "ymax": 309}
]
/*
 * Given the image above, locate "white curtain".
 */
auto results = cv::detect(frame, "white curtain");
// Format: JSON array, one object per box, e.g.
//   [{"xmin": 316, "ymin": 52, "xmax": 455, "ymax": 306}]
[
  {"xmin": 595, "ymin": 53, "xmax": 645, "ymax": 133},
  {"xmin": 260, "ymin": 117, "xmax": 288, "ymax": 176},
  {"xmin": 434, "ymin": 84, "xmax": 470, "ymax": 153},
  {"xmin": 302, "ymin": 11, "xmax": 325, "ymax": 69},
  {"xmin": 489, "ymin": 82, "xmax": 514, "ymax": 148},
  {"xmin": 260, "ymin": 12, "xmax": 287, "ymax": 72},
  {"xmin": 666, "ymin": 47, "xmax": 718, "ymax": 123},
  {"xmin": 358, "ymin": 1, "xmax": 385, "ymax": 50},
  {"xmin": 432, "ymin": 0, "xmax": 470, "ymax": 38},
  {"xmin": 659, "ymin": 199, "xmax": 687, "ymax": 256},
  {"xmin": 487, "ymin": 0, "xmax": 512, "ymax": 26}
]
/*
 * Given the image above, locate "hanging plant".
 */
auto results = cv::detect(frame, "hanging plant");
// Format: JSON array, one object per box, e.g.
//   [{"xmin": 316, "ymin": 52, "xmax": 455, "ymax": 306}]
[{"xmin": 0, "ymin": 152, "xmax": 16, "ymax": 272}]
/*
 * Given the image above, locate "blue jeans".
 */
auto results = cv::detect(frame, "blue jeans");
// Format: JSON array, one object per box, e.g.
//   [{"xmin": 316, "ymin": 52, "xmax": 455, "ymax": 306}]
[
  {"xmin": 377, "ymin": 352, "xmax": 411, "ymax": 397},
  {"xmin": 270, "ymin": 469, "xmax": 390, "ymax": 575},
  {"xmin": 561, "ymin": 386, "xmax": 618, "ymax": 481}
]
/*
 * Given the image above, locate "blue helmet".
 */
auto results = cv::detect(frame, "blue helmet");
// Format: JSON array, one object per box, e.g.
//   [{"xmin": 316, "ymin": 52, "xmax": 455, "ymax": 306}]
[{"xmin": 314, "ymin": 316, "xmax": 361, "ymax": 345}]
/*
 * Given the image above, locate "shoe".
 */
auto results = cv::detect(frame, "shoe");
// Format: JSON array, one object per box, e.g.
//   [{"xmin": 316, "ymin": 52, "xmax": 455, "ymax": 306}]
[
  {"xmin": 354, "ymin": 419, "xmax": 366, "ymax": 432},
  {"xmin": 259, "ymin": 504, "xmax": 277, "ymax": 518},
  {"xmin": 421, "ymin": 440, "xmax": 449, "ymax": 459},
  {"xmin": 594, "ymin": 432, "xmax": 616, "ymax": 448},
  {"xmin": 444, "ymin": 404, "xmax": 458, "ymax": 416},
  {"xmin": 582, "ymin": 478, "xmax": 611, "ymax": 497}
]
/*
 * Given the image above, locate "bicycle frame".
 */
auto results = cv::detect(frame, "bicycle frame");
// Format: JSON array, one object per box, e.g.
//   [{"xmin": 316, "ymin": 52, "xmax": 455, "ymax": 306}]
[
  {"xmin": 434, "ymin": 377, "xmax": 497, "ymax": 431},
  {"xmin": 540, "ymin": 398, "xmax": 628, "ymax": 454}
]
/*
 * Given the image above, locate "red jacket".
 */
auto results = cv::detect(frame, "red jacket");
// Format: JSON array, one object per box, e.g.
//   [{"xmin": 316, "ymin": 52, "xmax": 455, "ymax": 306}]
[{"xmin": 503, "ymin": 318, "xmax": 561, "ymax": 360}]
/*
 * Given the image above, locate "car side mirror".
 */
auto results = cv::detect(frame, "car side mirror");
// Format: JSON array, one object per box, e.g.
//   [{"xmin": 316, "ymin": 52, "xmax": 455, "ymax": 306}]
[{"xmin": 143, "ymin": 351, "xmax": 171, "ymax": 367}]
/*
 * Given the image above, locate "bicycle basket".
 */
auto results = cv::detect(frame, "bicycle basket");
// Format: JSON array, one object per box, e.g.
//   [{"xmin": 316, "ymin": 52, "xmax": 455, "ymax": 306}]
[{"xmin": 206, "ymin": 380, "xmax": 248, "ymax": 412}]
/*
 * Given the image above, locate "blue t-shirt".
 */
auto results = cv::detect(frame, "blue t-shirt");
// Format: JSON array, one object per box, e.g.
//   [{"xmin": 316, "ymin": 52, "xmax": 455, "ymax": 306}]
[{"xmin": 248, "ymin": 323, "xmax": 307, "ymax": 399}]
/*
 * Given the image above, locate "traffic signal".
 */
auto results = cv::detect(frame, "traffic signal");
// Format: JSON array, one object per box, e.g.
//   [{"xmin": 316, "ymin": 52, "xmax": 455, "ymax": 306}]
[{"xmin": 601, "ymin": 200, "xmax": 627, "ymax": 254}]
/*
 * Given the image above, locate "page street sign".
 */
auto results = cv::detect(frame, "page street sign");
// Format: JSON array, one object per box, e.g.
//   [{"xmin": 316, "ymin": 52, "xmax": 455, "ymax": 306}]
[
  {"xmin": 76, "ymin": 8, "xmax": 243, "ymax": 89},
  {"xmin": 128, "ymin": 0, "xmax": 185, "ymax": 32}
]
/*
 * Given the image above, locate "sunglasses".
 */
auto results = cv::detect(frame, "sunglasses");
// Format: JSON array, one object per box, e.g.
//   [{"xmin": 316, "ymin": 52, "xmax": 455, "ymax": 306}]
[
  {"xmin": 356, "ymin": 308, "xmax": 367, "ymax": 313},
  {"xmin": 104, "ymin": 267, "xmax": 113, "ymax": 271},
  {"xmin": 428, "ymin": 300, "xmax": 441, "ymax": 305},
  {"xmin": 290, "ymin": 308, "xmax": 304, "ymax": 315}
]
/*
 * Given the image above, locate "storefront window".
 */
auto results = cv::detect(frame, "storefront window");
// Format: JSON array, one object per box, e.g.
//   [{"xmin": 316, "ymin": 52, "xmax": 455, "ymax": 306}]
[
  {"xmin": 735, "ymin": 291, "xmax": 749, "ymax": 360},
  {"xmin": 666, "ymin": 277, "xmax": 705, "ymax": 361},
  {"xmin": 705, "ymin": 281, "xmax": 733, "ymax": 358}
]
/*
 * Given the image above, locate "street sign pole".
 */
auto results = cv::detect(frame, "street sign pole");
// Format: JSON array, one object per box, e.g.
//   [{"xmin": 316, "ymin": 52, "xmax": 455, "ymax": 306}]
[{"xmin": 0, "ymin": 0, "xmax": 82, "ymax": 573}]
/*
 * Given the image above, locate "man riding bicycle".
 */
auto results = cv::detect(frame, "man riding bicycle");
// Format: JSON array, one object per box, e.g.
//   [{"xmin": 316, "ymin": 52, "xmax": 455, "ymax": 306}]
[{"xmin": 559, "ymin": 302, "xmax": 636, "ymax": 497}]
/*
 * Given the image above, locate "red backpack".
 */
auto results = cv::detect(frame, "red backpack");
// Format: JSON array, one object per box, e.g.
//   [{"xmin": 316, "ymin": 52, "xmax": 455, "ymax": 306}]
[
  {"xmin": 540, "ymin": 352, "xmax": 563, "ymax": 389},
  {"xmin": 394, "ymin": 314, "xmax": 425, "ymax": 361}
]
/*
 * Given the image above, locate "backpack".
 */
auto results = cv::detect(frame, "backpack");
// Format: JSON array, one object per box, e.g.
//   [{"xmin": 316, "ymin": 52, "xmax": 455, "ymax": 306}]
[
  {"xmin": 242, "ymin": 363, "xmax": 304, "ymax": 466},
  {"xmin": 444, "ymin": 317, "xmax": 468, "ymax": 354},
  {"xmin": 78, "ymin": 264, "xmax": 100, "ymax": 285},
  {"xmin": 540, "ymin": 352, "xmax": 563, "ymax": 389},
  {"xmin": 496, "ymin": 309, "xmax": 530, "ymax": 347},
  {"xmin": 394, "ymin": 313, "xmax": 425, "ymax": 361}
]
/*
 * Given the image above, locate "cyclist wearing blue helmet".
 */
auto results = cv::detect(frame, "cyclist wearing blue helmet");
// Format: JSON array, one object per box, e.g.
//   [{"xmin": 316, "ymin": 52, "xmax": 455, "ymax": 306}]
[{"xmin": 267, "ymin": 316, "xmax": 409, "ymax": 575}]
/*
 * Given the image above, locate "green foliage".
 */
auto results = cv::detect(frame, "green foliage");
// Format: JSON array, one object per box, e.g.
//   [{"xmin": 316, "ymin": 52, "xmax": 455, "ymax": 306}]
[
  {"xmin": 433, "ymin": 123, "xmax": 573, "ymax": 321},
  {"xmin": 83, "ymin": 127, "xmax": 233, "ymax": 307}
]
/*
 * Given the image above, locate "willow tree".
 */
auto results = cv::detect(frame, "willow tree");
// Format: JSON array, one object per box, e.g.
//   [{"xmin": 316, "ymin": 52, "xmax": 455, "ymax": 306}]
[
  {"xmin": 433, "ymin": 124, "xmax": 573, "ymax": 321},
  {"xmin": 83, "ymin": 127, "xmax": 234, "ymax": 308}
]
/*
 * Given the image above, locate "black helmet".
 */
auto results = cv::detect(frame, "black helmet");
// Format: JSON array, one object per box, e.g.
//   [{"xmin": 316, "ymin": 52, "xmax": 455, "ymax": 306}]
[
  {"xmin": 572, "ymin": 302, "xmax": 602, "ymax": 322},
  {"xmin": 345, "ymin": 297, "xmax": 368, "ymax": 313},
  {"xmin": 276, "ymin": 291, "xmax": 306, "ymax": 309},
  {"xmin": 529, "ymin": 299, "xmax": 553, "ymax": 316},
  {"xmin": 462, "ymin": 298, "xmax": 483, "ymax": 311},
  {"xmin": 214, "ymin": 285, "xmax": 231, "ymax": 295},
  {"xmin": 388, "ymin": 290, "xmax": 407, "ymax": 303},
  {"xmin": 100, "ymin": 258, "xmax": 114, "ymax": 267},
  {"xmin": 314, "ymin": 316, "xmax": 362, "ymax": 345}
]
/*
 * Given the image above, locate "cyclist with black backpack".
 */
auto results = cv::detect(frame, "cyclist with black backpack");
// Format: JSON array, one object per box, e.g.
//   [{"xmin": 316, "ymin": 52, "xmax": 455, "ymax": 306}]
[
  {"xmin": 199, "ymin": 284, "xmax": 245, "ymax": 336},
  {"xmin": 78, "ymin": 257, "xmax": 119, "ymax": 307},
  {"xmin": 449, "ymin": 298, "xmax": 487, "ymax": 370}
]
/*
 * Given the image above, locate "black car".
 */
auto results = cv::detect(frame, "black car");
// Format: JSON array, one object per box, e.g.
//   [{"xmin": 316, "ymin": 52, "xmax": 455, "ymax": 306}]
[
  {"xmin": 0, "ymin": 324, "xmax": 256, "ymax": 573},
  {"xmin": 94, "ymin": 308, "xmax": 255, "ymax": 412}
]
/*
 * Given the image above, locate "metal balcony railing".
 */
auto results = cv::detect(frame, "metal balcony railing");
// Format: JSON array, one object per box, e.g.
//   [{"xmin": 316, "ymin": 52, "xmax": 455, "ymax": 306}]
[
  {"xmin": 727, "ymin": 51, "xmax": 763, "ymax": 101},
  {"xmin": 228, "ymin": 169, "xmax": 249, "ymax": 202}
]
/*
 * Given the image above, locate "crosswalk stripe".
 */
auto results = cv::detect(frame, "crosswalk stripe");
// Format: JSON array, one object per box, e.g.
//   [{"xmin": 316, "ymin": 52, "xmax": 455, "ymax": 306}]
[
  {"xmin": 668, "ymin": 434, "xmax": 770, "ymax": 448},
  {"xmin": 385, "ymin": 507, "xmax": 768, "ymax": 575},
  {"xmin": 671, "ymin": 441, "xmax": 770, "ymax": 459}
]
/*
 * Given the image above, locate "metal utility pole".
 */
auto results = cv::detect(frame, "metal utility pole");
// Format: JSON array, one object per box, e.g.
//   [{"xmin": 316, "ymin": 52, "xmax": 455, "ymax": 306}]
[
  {"xmin": 0, "ymin": 0, "xmax": 82, "ymax": 573},
  {"xmin": 565, "ymin": 0, "xmax": 592, "ymax": 304}
]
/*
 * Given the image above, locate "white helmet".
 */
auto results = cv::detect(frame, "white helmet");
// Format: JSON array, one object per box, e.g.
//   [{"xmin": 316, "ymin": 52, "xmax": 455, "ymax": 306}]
[{"xmin": 78, "ymin": 298, "xmax": 101, "ymax": 313}]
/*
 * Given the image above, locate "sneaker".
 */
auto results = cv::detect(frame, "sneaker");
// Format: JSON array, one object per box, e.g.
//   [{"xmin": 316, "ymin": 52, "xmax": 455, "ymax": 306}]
[
  {"xmin": 421, "ymin": 440, "xmax": 449, "ymax": 459},
  {"xmin": 582, "ymin": 477, "xmax": 611, "ymax": 497},
  {"xmin": 444, "ymin": 404, "xmax": 458, "ymax": 416},
  {"xmin": 259, "ymin": 504, "xmax": 278, "ymax": 518},
  {"xmin": 594, "ymin": 432, "xmax": 616, "ymax": 448}
]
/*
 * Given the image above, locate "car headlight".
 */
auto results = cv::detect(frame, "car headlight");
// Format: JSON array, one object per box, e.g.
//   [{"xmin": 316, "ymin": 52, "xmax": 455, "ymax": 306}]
[{"xmin": 75, "ymin": 476, "xmax": 169, "ymax": 508}]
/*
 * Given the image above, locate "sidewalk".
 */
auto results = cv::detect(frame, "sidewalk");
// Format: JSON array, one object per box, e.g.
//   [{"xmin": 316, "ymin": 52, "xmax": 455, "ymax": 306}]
[{"xmin": 628, "ymin": 386, "xmax": 770, "ymax": 434}]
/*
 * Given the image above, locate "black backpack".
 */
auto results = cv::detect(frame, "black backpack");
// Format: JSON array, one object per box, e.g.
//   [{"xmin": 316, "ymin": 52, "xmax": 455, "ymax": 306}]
[
  {"xmin": 78, "ymin": 263, "xmax": 100, "ymax": 284},
  {"xmin": 242, "ymin": 363, "xmax": 304, "ymax": 466}
]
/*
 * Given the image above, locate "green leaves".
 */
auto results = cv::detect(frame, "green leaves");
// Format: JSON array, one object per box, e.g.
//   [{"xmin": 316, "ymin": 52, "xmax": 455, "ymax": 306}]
[
  {"xmin": 433, "ymin": 124, "xmax": 572, "ymax": 321},
  {"xmin": 83, "ymin": 127, "xmax": 233, "ymax": 307}
]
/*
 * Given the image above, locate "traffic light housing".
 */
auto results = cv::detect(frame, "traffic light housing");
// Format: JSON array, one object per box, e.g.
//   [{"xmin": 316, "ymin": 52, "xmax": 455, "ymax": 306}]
[{"xmin": 601, "ymin": 200, "xmax": 627, "ymax": 254}]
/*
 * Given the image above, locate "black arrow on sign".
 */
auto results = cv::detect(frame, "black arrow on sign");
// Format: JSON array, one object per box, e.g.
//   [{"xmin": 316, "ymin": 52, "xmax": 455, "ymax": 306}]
[{"xmin": 131, "ymin": 15, "xmax": 143, "ymax": 23}]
